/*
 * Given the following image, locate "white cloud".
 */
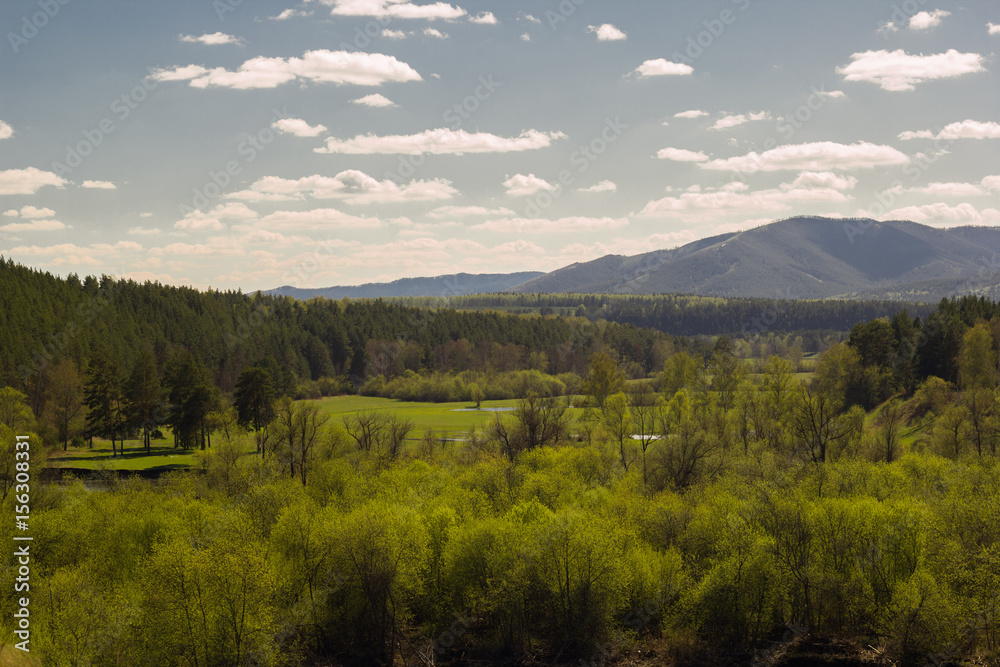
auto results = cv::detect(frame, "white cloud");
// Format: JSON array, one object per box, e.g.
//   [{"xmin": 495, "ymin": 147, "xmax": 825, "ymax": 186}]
[
  {"xmin": 382, "ymin": 28, "xmax": 407, "ymax": 38},
  {"xmin": 270, "ymin": 8, "xmax": 311, "ymax": 19},
  {"xmin": 469, "ymin": 11, "xmax": 497, "ymax": 24},
  {"xmin": 2, "ymin": 209, "xmax": 17, "ymax": 216},
  {"xmin": 0, "ymin": 167, "xmax": 67, "ymax": 195},
  {"xmin": 522, "ymin": 14, "xmax": 540, "ymax": 23},
  {"xmin": 324, "ymin": 0, "xmax": 466, "ymax": 20},
  {"xmin": 473, "ymin": 217, "xmax": 629, "ymax": 233},
  {"xmin": 982, "ymin": 175, "xmax": 1000, "ymax": 191},
  {"xmin": 815, "ymin": 89, "xmax": 846, "ymax": 99},
  {"xmin": 229, "ymin": 170, "xmax": 456, "ymax": 205},
  {"xmin": 139, "ymin": 212, "xmax": 153, "ymax": 217},
  {"xmin": 502, "ymin": 173, "xmax": 555, "ymax": 197},
  {"xmin": 179, "ymin": 32, "xmax": 244, "ymax": 46},
  {"xmin": 255, "ymin": 208, "xmax": 382, "ymax": 230},
  {"xmin": 11, "ymin": 241, "xmax": 140, "ymax": 266},
  {"xmin": 128, "ymin": 226, "xmax": 162, "ymax": 235},
  {"xmin": 898, "ymin": 120, "xmax": 1000, "ymax": 141},
  {"xmin": 640, "ymin": 183, "xmax": 850, "ymax": 219},
  {"xmin": 81, "ymin": 180, "xmax": 117, "ymax": 189},
  {"xmin": 578, "ymin": 180, "xmax": 617, "ymax": 193},
  {"xmin": 904, "ymin": 182, "xmax": 987, "ymax": 197},
  {"xmin": 0, "ymin": 219, "xmax": 66, "ymax": 232},
  {"xmin": 520, "ymin": 33, "xmax": 531, "ymax": 42},
  {"xmin": 272, "ymin": 118, "xmax": 328, "ymax": 137},
  {"xmin": 426, "ymin": 205, "xmax": 514, "ymax": 218},
  {"xmin": 656, "ymin": 147, "xmax": 709, "ymax": 162},
  {"xmin": 710, "ymin": 111, "xmax": 772, "ymax": 130},
  {"xmin": 150, "ymin": 50, "xmax": 422, "ymax": 89},
  {"xmin": 673, "ymin": 109, "xmax": 707, "ymax": 119},
  {"xmin": 865, "ymin": 202, "xmax": 1000, "ymax": 226},
  {"xmin": 0, "ymin": 121, "xmax": 12, "ymax": 140},
  {"xmin": 634, "ymin": 58, "xmax": 694, "ymax": 77},
  {"xmin": 788, "ymin": 171, "xmax": 857, "ymax": 191},
  {"xmin": 587, "ymin": 24, "xmax": 627, "ymax": 41},
  {"xmin": 18, "ymin": 206, "xmax": 56, "ymax": 218},
  {"xmin": 990, "ymin": 23, "xmax": 1000, "ymax": 35},
  {"xmin": 423, "ymin": 27, "xmax": 448, "ymax": 38},
  {"xmin": 351, "ymin": 93, "xmax": 398, "ymax": 107},
  {"xmin": 174, "ymin": 203, "xmax": 258, "ymax": 232},
  {"xmin": 701, "ymin": 141, "xmax": 909, "ymax": 172},
  {"xmin": 315, "ymin": 128, "xmax": 565, "ymax": 155},
  {"xmin": 837, "ymin": 49, "xmax": 985, "ymax": 91},
  {"xmin": 909, "ymin": 10, "xmax": 950, "ymax": 30}
]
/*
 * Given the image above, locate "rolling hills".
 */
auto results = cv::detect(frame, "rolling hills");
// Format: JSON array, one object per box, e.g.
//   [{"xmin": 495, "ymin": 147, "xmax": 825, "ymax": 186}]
[{"xmin": 510, "ymin": 216, "xmax": 1000, "ymax": 301}]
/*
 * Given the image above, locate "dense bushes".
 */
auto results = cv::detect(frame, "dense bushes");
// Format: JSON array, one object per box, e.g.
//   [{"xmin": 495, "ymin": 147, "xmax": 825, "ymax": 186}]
[
  {"xmin": 7, "ymin": 428, "xmax": 1000, "ymax": 665},
  {"xmin": 359, "ymin": 369, "xmax": 577, "ymax": 403}
]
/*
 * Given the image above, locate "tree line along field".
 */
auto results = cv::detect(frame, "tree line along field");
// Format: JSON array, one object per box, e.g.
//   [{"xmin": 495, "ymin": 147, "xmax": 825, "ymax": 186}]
[{"xmin": 4, "ymin": 262, "xmax": 1000, "ymax": 664}]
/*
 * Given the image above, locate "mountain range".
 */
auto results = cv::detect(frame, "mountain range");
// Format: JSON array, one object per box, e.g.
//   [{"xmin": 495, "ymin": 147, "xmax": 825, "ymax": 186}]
[{"xmin": 271, "ymin": 217, "xmax": 1000, "ymax": 302}]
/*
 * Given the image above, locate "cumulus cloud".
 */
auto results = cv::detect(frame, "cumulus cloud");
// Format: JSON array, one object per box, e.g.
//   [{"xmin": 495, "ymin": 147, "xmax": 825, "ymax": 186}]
[
  {"xmin": 228, "ymin": 170, "xmax": 456, "ymax": 205},
  {"xmin": 272, "ymin": 118, "xmax": 328, "ymax": 137},
  {"xmin": 909, "ymin": 10, "xmax": 950, "ymax": 30},
  {"xmin": 255, "ymin": 208, "xmax": 382, "ymax": 230},
  {"xmin": 322, "ymin": 0, "xmax": 466, "ymax": 20},
  {"xmin": 520, "ymin": 33, "xmax": 531, "ymax": 42},
  {"xmin": 982, "ymin": 175, "xmax": 1000, "ymax": 191},
  {"xmin": 0, "ymin": 219, "xmax": 66, "ymax": 232},
  {"xmin": 578, "ymin": 180, "xmax": 617, "ymax": 193},
  {"xmin": 81, "ymin": 180, "xmax": 117, "ymax": 189},
  {"xmin": 382, "ymin": 28, "xmax": 406, "ymax": 38},
  {"xmin": 656, "ymin": 147, "xmax": 709, "ymax": 162},
  {"xmin": 150, "ymin": 50, "xmax": 422, "ymax": 89},
  {"xmin": 901, "ymin": 182, "xmax": 987, "ymax": 197},
  {"xmin": 351, "ymin": 93, "xmax": 398, "ymax": 107},
  {"xmin": 990, "ymin": 23, "xmax": 1000, "ymax": 35},
  {"xmin": 700, "ymin": 141, "xmax": 909, "ymax": 172},
  {"xmin": 423, "ymin": 27, "xmax": 448, "ymax": 38},
  {"xmin": 710, "ymin": 111, "xmax": 772, "ymax": 130},
  {"xmin": 179, "ymin": 32, "xmax": 244, "ymax": 45},
  {"xmin": 865, "ymin": 202, "xmax": 1000, "ymax": 226},
  {"xmin": 634, "ymin": 58, "xmax": 694, "ymax": 77},
  {"xmin": 16, "ymin": 206, "xmax": 57, "ymax": 218},
  {"xmin": 837, "ymin": 49, "xmax": 985, "ymax": 91},
  {"xmin": 10, "ymin": 241, "xmax": 140, "ymax": 266},
  {"xmin": 673, "ymin": 109, "xmax": 707, "ymax": 119},
  {"xmin": 640, "ymin": 183, "xmax": 851, "ymax": 219},
  {"xmin": 0, "ymin": 167, "xmax": 67, "ymax": 195},
  {"xmin": 502, "ymin": 173, "xmax": 555, "ymax": 197},
  {"xmin": 174, "ymin": 203, "xmax": 258, "ymax": 231},
  {"xmin": 587, "ymin": 24, "xmax": 627, "ymax": 41},
  {"xmin": 469, "ymin": 11, "xmax": 497, "ymax": 24},
  {"xmin": 0, "ymin": 121, "xmax": 12, "ymax": 140},
  {"xmin": 315, "ymin": 128, "xmax": 565, "ymax": 155},
  {"xmin": 426, "ymin": 205, "xmax": 515, "ymax": 218},
  {"xmin": 472, "ymin": 217, "xmax": 629, "ymax": 233},
  {"xmin": 788, "ymin": 171, "xmax": 857, "ymax": 191},
  {"xmin": 898, "ymin": 120, "xmax": 1000, "ymax": 141},
  {"xmin": 270, "ymin": 8, "xmax": 312, "ymax": 19}
]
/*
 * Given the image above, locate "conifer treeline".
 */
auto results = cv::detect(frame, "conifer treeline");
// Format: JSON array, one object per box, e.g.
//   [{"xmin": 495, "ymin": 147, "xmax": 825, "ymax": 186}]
[
  {"xmin": 0, "ymin": 259, "xmax": 673, "ymax": 395},
  {"xmin": 387, "ymin": 292, "xmax": 936, "ymax": 336}
]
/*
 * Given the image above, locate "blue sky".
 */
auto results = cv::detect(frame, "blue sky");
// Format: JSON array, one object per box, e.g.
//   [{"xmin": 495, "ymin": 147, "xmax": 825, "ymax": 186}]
[{"xmin": 1, "ymin": 0, "xmax": 998, "ymax": 290}]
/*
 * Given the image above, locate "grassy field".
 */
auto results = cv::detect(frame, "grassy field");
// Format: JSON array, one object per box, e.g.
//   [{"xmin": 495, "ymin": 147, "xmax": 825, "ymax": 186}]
[
  {"xmin": 46, "ymin": 395, "xmax": 589, "ymax": 471},
  {"xmin": 47, "ymin": 442, "xmax": 207, "ymax": 471},
  {"xmin": 309, "ymin": 394, "xmax": 587, "ymax": 438}
]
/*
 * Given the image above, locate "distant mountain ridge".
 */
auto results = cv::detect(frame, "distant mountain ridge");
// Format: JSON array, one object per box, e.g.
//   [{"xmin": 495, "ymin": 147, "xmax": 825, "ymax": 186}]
[
  {"xmin": 267, "ymin": 271, "xmax": 544, "ymax": 300},
  {"xmin": 270, "ymin": 218, "xmax": 1000, "ymax": 303},
  {"xmin": 509, "ymin": 217, "xmax": 1000, "ymax": 301}
]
